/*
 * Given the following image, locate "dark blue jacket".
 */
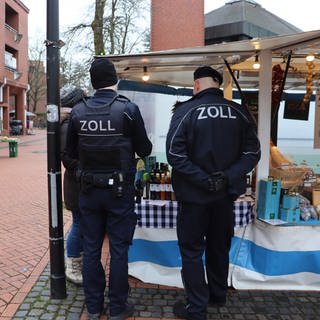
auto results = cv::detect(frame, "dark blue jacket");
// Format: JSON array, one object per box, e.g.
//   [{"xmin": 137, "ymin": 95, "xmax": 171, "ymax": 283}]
[
  {"xmin": 66, "ymin": 89, "xmax": 152, "ymax": 176},
  {"xmin": 60, "ymin": 111, "xmax": 80, "ymax": 211},
  {"xmin": 166, "ymin": 88, "xmax": 261, "ymax": 204}
]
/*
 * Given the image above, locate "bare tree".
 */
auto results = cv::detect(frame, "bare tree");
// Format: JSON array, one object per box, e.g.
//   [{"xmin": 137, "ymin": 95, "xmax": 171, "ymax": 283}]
[
  {"xmin": 105, "ymin": 0, "xmax": 149, "ymax": 54},
  {"xmin": 60, "ymin": 57, "xmax": 90, "ymax": 89},
  {"xmin": 63, "ymin": 0, "xmax": 150, "ymax": 56},
  {"xmin": 28, "ymin": 41, "xmax": 91, "ymax": 116},
  {"xmin": 92, "ymin": 0, "xmax": 107, "ymax": 55},
  {"xmin": 27, "ymin": 41, "xmax": 47, "ymax": 113}
]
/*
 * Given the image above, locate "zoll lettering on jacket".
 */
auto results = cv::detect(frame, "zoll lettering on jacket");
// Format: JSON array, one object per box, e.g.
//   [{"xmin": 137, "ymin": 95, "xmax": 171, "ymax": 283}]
[
  {"xmin": 196, "ymin": 104, "xmax": 237, "ymax": 120},
  {"xmin": 80, "ymin": 120, "xmax": 116, "ymax": 131}
]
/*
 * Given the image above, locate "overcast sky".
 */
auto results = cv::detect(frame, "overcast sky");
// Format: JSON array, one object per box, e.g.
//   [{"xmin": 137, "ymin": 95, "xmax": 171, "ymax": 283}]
[{"xmin": 23, "ymin": 0, "xmax": 320, "ymax": 42}]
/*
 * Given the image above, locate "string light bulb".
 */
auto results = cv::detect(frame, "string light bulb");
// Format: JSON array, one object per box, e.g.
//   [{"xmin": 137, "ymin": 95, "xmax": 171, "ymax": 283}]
[
  {"xmin": 142, "ymin": 66, "xmax": 150, "ymax": 81},
  {"xmin": 306, "ymin": 53, "xmax": 315, "ymax": 62},
  {"xmin": 253, "ymin": 55, "xmax": 260, "ymax": 70}
]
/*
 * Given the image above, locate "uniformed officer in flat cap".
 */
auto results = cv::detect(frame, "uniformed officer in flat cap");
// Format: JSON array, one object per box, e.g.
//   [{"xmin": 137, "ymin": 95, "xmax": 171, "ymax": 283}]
[
  {"xmin": 65, "ymin": 58, "xmax": 152, "ymax": 320},
  {"xmin": 166, "ymin": 66, "xmax": 261, "ymax": 320}
]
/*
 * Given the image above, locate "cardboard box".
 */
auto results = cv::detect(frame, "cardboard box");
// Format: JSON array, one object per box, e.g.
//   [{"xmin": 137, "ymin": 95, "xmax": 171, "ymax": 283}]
[
  {"xmin": 280, "ymin": 207, "xmax": 301, "ymax": 223},
  {"xmin": 257, "ymin": 179, "xmax": 281, "ymax": 220},
  {"xmin": 312, "ymin": 188, "xmax": 320, "ymax": 206},
  {"xmin": 282, "ymin": 194, "xmax": 300, "ymax": 209}
]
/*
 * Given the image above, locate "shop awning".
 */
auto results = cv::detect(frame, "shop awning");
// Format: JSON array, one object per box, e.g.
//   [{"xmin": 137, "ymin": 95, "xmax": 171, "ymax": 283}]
[{"xmin": 106, "ymin": 29, "xmax": 320, "ymax": 90}]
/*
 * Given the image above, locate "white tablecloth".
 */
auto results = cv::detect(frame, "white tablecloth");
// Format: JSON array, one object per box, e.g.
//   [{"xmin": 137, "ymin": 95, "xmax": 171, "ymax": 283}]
[
  {"xmin": 229, "ymin": 219, "xmax": 320, "ymax": 290},
  {"xmin": 130, "ymin": 199, "xmax": 320, "ymax": 290},
  {"xmin": 129, "ymin": 197, "xmax": 255, "ymax": 288}
]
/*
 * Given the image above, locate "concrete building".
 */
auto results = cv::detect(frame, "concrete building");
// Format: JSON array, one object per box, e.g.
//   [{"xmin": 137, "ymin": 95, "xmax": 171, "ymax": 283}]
[
  {"xmin": 0, "ymin": 0, "xmax": 29, "ymax": 136},
  {"xmin": 205, "ymin": 0, "xmax": 302, "ymax": 44}
]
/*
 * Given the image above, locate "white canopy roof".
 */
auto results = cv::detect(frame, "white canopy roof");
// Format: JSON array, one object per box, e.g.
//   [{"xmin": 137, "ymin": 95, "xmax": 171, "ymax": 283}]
[{"xmin": 106, "ymin": 30, "xmax": 320, "ymax": 89}]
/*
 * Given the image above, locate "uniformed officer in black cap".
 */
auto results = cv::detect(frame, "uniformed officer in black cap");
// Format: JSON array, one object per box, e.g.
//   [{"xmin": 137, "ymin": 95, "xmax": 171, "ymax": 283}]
[
  {"xmin": 65, "ymin": 58, "xmax": 152, "ymax": 320},
  {"xmin": 166, "ymin": 66, "xmax": 261, "ymax": 320}
]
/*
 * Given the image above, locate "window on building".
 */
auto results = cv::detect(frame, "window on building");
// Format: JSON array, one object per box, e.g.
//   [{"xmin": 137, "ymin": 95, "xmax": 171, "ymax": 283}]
[
  {"xmin": 5, "ymin": 4, "xmax": 19, "ymax": 31},
  {"xmin": 4, "ymin": 45, "xmax": 17, "ymax": 70}
]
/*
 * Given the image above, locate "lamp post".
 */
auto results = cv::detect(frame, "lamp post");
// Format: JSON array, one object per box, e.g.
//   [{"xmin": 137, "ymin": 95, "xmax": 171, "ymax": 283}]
[{"xmin": 46, "ymin": 0, "xmax": 67, "ymax": 299}]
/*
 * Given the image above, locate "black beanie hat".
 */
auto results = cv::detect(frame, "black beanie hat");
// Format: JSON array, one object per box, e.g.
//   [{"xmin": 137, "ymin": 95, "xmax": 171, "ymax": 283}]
[
  {"xmin": 193, "ymin": 66, "xmax": 223, "ymax": 85},
  {"xmin": 89, "ymin": 58, "xmax": 118, "ymax": 89}
]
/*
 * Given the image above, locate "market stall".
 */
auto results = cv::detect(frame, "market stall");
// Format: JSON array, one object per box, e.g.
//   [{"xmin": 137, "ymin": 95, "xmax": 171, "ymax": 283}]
[
  {"xmin": 129, "ymin": 200, "xmax": 320, "ymax": 290},
  {"xmin": 129, "ymin": 196, "xmax": 255, "ymax": 288},
  {"xmin": 107, "ymin": 30, "xmax": 320, "ymax": 289}
]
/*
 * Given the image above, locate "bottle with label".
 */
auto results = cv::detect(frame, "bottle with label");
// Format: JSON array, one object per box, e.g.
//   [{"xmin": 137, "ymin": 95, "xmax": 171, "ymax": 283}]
[
  {"xmin": 245, "ymin": 174, "xmax": 252, "ymax": 196},
  {"xmin": 251, "ymin": 168, "xmax": 257, "ymax": 194},
  {"xmin": 149, "ymin": 171, "xmax": 156, "ymax": 200},
  {"xmin": 154, "ymin": 172, "xmax": 161, "ymax": 200},
  {"xmin": 165, "ymin": 170, "xmax": 172, "ymax": 201},
  {"xmin": 160, "ymin": 173, "xmax": 166, "ymax": 200},
  {"xmin": 143, "ymin": 172, "xmax": 150, "ymax": 199},
  {"xmin": 154, "ymin": 162, "xmax": 160, "ymax": 175}
]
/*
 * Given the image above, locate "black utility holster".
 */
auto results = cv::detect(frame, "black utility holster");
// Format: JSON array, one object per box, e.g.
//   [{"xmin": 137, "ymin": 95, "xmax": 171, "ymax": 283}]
[{"xmin": 78, "ymin": 170, "xmax": 124, "ymax": 197}]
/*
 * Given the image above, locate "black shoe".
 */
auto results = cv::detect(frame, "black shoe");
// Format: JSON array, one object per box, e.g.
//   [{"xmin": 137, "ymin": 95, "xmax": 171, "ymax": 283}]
[
  {"xmin": 173, "ymin": 301, "xmax": 193, "ymax": 320},
  {"xmin": 109, "ymin": 302, "xmax": 134, "ymax": 320}
]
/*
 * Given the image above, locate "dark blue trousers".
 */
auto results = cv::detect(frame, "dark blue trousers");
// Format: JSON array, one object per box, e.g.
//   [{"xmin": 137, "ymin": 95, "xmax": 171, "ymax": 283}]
[
  {"xmin": 177, "ymin": 195, "xmax": 234, "ymax": 320},
  {"xmin": 79, "ymin": 187, "xmax": 136, "ymax": 316}
]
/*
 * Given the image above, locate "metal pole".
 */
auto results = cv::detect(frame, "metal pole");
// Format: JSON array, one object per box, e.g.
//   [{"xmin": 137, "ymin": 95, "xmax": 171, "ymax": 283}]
[
  {"xmin": 46, "ymin": 0, "xmax": 67, "ymax": 299},
  {"xmin": 223, "ymin": 58, "xmax": 257, "ymax": 129}
]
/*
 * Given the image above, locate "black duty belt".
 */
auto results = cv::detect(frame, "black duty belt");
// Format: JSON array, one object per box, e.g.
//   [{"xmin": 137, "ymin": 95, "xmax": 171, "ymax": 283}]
[
  {"xmin": 81, "ymin": 172, "xmax": 114, "ymax": 188},
  {"xmin": 79, "ymin": 171, "xmax": 125, "ymax": 197}
]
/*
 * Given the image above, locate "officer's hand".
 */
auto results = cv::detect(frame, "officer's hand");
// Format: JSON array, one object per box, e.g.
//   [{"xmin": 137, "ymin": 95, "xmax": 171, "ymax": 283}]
[{"xmin": 208, "ymin": 171, "xmax": 228, "ymax": 192}]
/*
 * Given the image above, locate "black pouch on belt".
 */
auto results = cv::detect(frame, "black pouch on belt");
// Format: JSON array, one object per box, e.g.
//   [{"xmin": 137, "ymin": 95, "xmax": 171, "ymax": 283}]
[{"xmin": 92, "ymin": 173, "xmax": 113, "ymax": 188}]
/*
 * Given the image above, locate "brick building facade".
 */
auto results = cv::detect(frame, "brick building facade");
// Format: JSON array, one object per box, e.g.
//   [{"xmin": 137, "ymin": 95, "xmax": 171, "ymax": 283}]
[
  {"xmin": 0, "ymin": 0, "xmax": 29, "ymax": 136},
  {"xmin": 150, "ymin": 0, "xmax": 204, "ymax": 51}
]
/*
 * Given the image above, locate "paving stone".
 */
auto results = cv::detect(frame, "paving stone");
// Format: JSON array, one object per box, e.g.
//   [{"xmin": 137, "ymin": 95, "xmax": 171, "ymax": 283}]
[
  {"xmin": 140, "ymin": 311, "xmax": 153, "ymax": 317},
  {"xmin": 67, "ymin": 313, "xmax": 81, "ymax": 319},
  {"xmin": 47, "ymin": 305, "xmax": 59, "ymax": 312},
  {"xmin": 14, "ymin": 310, "xmax": 28, "ymax": 317},
  {"xmin": 18, "ymin": 303, "xmax": 31, "ymax": 310},
  {"xmin": 28, "ymin": 308, "xmax": 43, "ymax": 316},
  {"xmin": 40, "ymin": 314, "xmax": 56, "ymax": 320},
  {"xmin": 153, "ymin": 299, "xmax": 168, "ymax": 306}
]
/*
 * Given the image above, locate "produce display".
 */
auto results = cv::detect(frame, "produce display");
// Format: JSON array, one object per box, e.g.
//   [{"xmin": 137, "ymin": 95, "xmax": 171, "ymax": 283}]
[
  {"xmin": 302, "ymin": 59, "xmax": 315, "ymax": 108},
  {"xmin": 134, "ymin": 156, "xmax": 175, "ymax": 203}
]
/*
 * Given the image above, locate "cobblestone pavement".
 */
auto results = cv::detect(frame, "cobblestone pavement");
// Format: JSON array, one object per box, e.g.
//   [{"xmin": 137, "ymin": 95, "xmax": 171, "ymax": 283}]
[
  {"xmin": 1, "ymin": 129, "xmax": 320, "ymax": 320},
  {"xmin": 12, "ymin": 268, "xmax": 320, "ymax": 320}
]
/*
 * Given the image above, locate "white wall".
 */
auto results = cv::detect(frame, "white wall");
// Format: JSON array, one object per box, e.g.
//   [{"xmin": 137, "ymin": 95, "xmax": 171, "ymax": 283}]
[{"xmin": 119, "ymin": 90, "xmax": 189, "ymax": 162}]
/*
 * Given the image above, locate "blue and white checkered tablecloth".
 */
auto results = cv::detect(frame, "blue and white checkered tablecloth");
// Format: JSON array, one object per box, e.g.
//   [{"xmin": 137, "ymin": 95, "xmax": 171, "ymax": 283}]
[
  {"xmin": 135, "ymin": 197, "xmax": 255, "ymax": 229},
  {"xmin": 135, "ymin": 200, "xmax": 178, "ymax": 228},
  {"xmin": 234, "ymin": 198, "xmax": 256, "ymax": 227}
]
